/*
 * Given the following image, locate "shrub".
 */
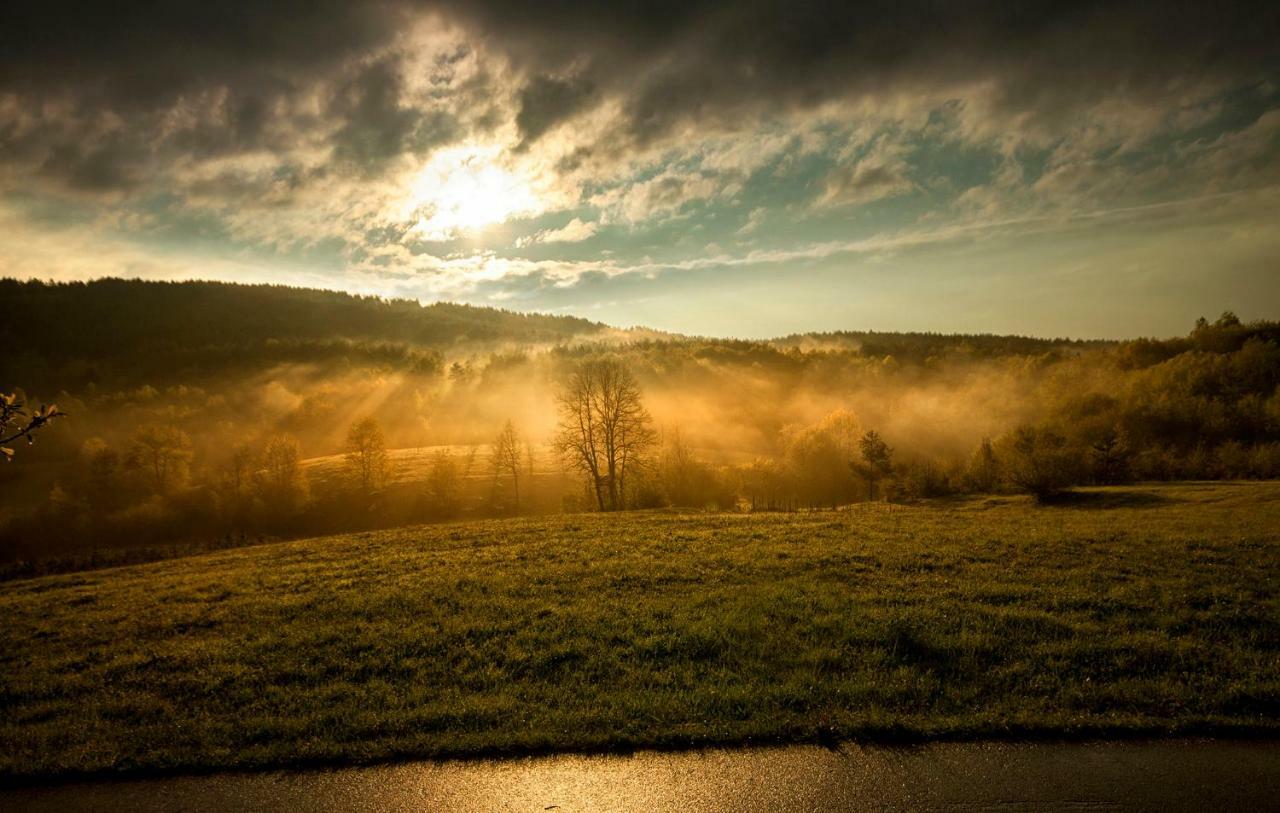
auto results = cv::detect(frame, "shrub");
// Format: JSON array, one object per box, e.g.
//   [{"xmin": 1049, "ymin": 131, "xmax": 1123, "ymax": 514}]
[{"xmin": 999, "ymin": 426, "xmax": 1082, "ymax": 500}]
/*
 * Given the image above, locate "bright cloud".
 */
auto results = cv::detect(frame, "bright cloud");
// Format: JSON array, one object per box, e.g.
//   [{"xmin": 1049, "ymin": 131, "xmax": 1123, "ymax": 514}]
[{"xmin": 403, "ymin": 145, "xmax": 542, "ymax": 241}]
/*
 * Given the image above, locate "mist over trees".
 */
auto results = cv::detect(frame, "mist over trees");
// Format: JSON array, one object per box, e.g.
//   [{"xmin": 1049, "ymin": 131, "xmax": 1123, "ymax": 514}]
[{"xmin": 2, "ymin": 281, "xmax": 1279, "ymax": 575}]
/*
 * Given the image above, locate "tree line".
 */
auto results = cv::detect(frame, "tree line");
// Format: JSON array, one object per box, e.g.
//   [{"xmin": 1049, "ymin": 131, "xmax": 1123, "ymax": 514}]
[{"xmin": 3, "ymin": 310, "xmax": 1279, "ymax": 573}]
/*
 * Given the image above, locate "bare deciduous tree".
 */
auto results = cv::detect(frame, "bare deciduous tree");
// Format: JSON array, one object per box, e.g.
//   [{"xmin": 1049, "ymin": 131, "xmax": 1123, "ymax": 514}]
[
  {"xmin": 126, "ymin": 425, "xmax": 192, "ymax": 494},
  {"xmin": 256, "ymin": 434, "xmax": 309, "ymax": 514},
  {"xmin": 344, "ymin": 417, "xmax": 391, "ymax": 499},
  {"xmin": 215, "ymin": 444, "xmax": 258, "ymax": 523},
  {"xmin": 491, "ymin": 419, "xmax": 522, "ymax": 511},
  {"xmin": 553, "ymin": 357, "xmax": 656, "ymax": 511},
  {"xmin": 425, "ymin": 451, "xmax": 461, "ymax": 518}
]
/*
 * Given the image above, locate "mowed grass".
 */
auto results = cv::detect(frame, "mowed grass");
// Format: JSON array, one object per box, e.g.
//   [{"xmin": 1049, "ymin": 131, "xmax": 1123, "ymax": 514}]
[{"xmin": 2, "ymin": 483, "xmax": 1279, "ymax": 779}]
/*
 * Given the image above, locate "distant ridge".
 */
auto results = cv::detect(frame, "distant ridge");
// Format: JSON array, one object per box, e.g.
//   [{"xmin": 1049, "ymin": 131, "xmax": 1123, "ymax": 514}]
[
  {"xmin": 4, "ymin": 277, "xmax": 1241, "ymax": 394},
  {"xmin": 769, "ymin": 329, "xmax": 1112, "ymax": 359},
  {"xmin": 0, "ymin": 278, "xmax": 609, "ymax": 391},
  {"xmin": 0, "ymin": 278, "xmax": 605, "ymax": 351}
]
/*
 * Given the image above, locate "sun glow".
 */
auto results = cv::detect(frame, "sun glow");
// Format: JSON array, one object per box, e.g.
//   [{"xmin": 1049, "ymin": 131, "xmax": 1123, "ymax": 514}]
[{"xmin": 404, "ymin": 146, "xmax": 538, "ymax": 241}]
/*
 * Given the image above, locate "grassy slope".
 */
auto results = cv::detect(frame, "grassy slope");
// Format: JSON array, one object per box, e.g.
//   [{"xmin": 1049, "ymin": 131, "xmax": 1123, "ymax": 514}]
[{"xmin": 2, "ymin": 483, "xmax": 1279, "ymax": 779}]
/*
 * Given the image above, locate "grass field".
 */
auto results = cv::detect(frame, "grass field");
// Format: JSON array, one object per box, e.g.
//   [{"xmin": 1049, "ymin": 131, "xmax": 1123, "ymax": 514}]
[{"xmin": 2, "ymin": 482, "xmax": 1279, "ymax": 780}]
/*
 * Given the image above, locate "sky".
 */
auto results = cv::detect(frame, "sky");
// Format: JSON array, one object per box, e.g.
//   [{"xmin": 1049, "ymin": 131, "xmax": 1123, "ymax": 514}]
[{"xmin": 2, "ymin": 1, "xmax": 1278, "ymax": 339}]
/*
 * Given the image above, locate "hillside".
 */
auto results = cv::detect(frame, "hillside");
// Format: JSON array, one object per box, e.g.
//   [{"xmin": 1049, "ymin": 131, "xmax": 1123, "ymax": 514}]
[
  {"xmin": 0, "ymin": 278, "xmax": 1130, "ymax": 394},
  {"xmin": 2, "ymin": 279, "xmax": 1276, "ymax": 579},
  {"xmin": 770, "ymin": 330, "xmax": 1111, "ymax": 360},
  {"xmin": 2, "ymin": 483, "xmax": 1278, "ymax": 779},
  {"xmin": 0, "ymin": 278, "xmax": 608, "ymax": 391}
]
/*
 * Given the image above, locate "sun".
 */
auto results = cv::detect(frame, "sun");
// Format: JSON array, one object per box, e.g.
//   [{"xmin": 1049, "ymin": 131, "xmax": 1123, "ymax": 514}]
[{"xmin": 404, "ymin": 145, "xmax": 538, "ymax": 241}]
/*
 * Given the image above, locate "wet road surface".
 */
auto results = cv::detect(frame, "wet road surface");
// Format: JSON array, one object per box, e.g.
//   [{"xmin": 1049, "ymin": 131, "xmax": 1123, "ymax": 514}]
[{"xmin": 3, "ymin": 740, "xmax": 1278, "ymax": 812}]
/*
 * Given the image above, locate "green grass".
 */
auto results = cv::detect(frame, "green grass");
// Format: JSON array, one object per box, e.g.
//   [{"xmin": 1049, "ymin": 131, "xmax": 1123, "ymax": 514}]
[{"xmin": 2, "ymin": 482, "xmax": 1279, "ymax": 779}]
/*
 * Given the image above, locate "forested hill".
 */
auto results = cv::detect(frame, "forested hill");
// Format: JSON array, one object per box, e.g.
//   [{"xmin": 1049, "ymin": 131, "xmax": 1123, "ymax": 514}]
[
  {"xmin": 0, "ymin": 278, "xmax": 607, "ymax": 389},
  {"xmin": 772, "ymin": 330, "xmax": 1112, "ymax": 361},
  {"xmin": 3, "ymin": 278, "xmax": 1267, "ymax": 396},
  {"xmin": 0, "ymin": 278, "xmax": 605, "ymax": 350}
]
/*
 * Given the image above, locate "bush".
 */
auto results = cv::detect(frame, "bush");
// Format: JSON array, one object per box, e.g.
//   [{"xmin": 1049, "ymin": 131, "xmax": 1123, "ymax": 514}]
[
  {"xmin": 888, "ymin": 459, "xmax": 957, "ymax": 500},
  {"xmin": 999, "ymin": 426, "xmax": 1082, "ymax": 500}
]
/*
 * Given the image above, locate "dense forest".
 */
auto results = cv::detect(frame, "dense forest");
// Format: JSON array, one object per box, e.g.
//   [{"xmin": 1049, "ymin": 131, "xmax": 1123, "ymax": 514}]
[
  {"xmin": 2, "ymin": 279, "xmax": 1277, "ymax": 576},
  {"xmin": 0, "ymin": 279, "xmax": 613, "ymax": 392}
]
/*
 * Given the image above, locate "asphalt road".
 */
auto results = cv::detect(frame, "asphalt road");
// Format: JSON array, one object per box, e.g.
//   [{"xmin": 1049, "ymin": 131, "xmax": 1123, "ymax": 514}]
[{"xmin": 4, "ymin": 740, "xmax": 1279, "ymax": 812}]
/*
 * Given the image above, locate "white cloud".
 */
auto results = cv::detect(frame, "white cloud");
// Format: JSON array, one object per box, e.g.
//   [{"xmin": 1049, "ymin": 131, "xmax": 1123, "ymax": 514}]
[
  {"xmin": 736, "ymin": 207, "xmax": 767, "ymax": 236},
  {"xmin": 815, "ymin": 137, "xmax": 915, "ymax": 208},
  {"xmin": 515, "ymin": 217, "xmax": 598, "ymax": 246}
]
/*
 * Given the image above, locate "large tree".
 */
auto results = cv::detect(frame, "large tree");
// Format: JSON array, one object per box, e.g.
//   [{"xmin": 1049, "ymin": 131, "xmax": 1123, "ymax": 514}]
[{"xmin": 554, "ymin": 357, "xmax": 656, "ymax": 511}]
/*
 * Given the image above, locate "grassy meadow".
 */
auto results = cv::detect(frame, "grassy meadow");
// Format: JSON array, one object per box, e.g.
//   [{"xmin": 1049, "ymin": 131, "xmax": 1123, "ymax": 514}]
[{"xmin": 2, "ymin": 482, "xmax": 1279, "ymax": 779}]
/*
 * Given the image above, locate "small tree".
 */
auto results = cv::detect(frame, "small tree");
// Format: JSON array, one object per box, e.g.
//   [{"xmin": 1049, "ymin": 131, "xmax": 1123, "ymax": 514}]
[
  {"xmin": 126, "ymin": 425, "xmax": 192, "ymax": 494},
  {"xmin": 1001, "ymin": 426, "xmax": 1079, "ymax": 501},
  {"xmin": 491, "ymin": 420, "xmax": 522, "ymax": 511},
  {"xmin": 344, "ymin": 417, "xmax": 391, "ymax": 500},
  {"xmin": 965, "ymin": 437, "xmax": 1000, "ymax": 493},
  {"xmin": 425, "ymin": 451, "xmax": 461, "ymax": 518},
  {"xmin": 1, "ymin": 392, "xmax": 62, "ymax": 462},
  {"xmin": 785, "ymin": 416, "xmax": 857, "ymax": 510},
  {"xmin": 215, "ymin": 444, "xmax": 258, "ymax": 524},
  {"xmin": 657, "ymin": 426, "xmax": 731, "ymax": 509},
  {"xmin": 82, "ymin": 439, "xmax": 122, "ymax": 513},
  {"xmin": 658, "ymin": 426, "xmax": 696, "ymax": 507},
  {"xmin": 855, "ymin": 430, "xmax": 893, "ymax": 501},
  {"xmin": 256, "ymin": 434, "xmax": 309, "ymax": 516},
  {"xmin": 1089, "ymin": 428, "xmax": 1131, "ymax": 485}
]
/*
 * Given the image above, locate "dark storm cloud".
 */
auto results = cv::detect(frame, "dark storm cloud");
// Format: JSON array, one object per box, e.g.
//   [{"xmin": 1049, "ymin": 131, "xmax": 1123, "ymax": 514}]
[
  {"xmin": 0, "ymin": 1, "xmax": 411, "ymax": 194},
  {"xmin": 330, "ymin": 60, "xmax": 461, "ymax": 174},
  {"xmin": 1, "ymin": 1, "xmax": 400, "ymax": 107},
  {"xmin": 1, "ymin": 0, "xmax": 1276, "ymax": 198},
  {"xmin": 450, "ymin": 0, "xmax": 1280, "ymax": 144},
  {"xmin": 515, "ymin": 75, "xmax": 597, "ymax": 148},
  {"xmin": 8, "ymin": 2, "xmax": 1275, "ymax": 119},
  {"xmin": 41, "ymin": 138, "xmax": 148, "ymax": 193}
]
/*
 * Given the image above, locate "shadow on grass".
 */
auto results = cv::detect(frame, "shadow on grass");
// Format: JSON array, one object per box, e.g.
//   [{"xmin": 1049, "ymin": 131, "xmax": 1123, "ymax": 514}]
[{"xmin": 1038, "ymin": 490, "xmax": 1180, "ymax": 510}]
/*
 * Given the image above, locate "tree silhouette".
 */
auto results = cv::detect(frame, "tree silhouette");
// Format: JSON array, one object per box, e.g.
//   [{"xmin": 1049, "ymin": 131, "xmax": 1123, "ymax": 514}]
[
  {"xmin": 491, "ymin": 420, "xmax": 523, "ymax": 511},
  {"xmin": 257, "ymin": 434, "xmax": 309, "ymax": 516},
  {"xmin": 126, "ymin": 425, "xmax": 192, "ymax": 493},
  {"xmin": 425, "ymin": 451, "xmax": 461, "ymax": 518},
  {"xmin": 344, "ymin": 417, "xmax": 391, "ymax": 500},
  {"xmin": 1002, "ymin": 426, "xmax": 1078, "ymax": 500},
  {"xmin": 856, "ymin": 430, "xmax": 893, "ymax": 501},
  {"xmin": 554, "ymin": 357, "xmax": 656, "ymax": 511}
]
